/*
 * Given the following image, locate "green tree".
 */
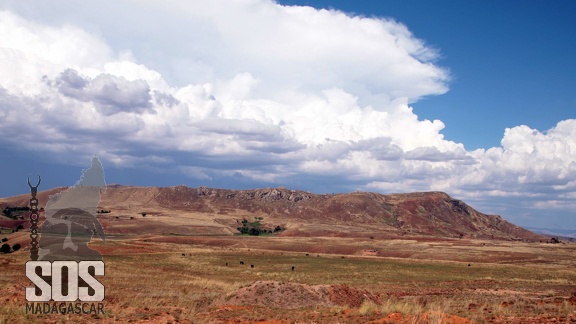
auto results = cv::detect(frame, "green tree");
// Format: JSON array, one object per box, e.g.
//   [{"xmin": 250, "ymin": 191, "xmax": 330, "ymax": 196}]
[
  {"xmin": 236, "ymin": 217, "xmax": 282, "ymax": 236},
  {"xmin": 248, "ymin": 227, "xmax": 261, "ymax": 236},
  {"xmin": 237, "ymin": 217, "xmax": 264, "ymax": 235}
]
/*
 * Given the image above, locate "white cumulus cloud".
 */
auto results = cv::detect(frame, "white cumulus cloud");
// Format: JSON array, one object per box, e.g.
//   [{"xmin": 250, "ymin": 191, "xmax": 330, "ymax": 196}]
[{"xmin": 0, "ymin": 1, "xmax": 574, "ymax": 228}]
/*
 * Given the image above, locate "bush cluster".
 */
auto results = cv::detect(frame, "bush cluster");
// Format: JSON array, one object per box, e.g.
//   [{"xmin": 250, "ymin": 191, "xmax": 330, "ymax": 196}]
[
  {"xmin": 236, "ymin": 217, "xmax": 284, "ymax": 236},
  {"xmin": 0, "ymin": 243, "xmax": 19, "ymax": 253},
  {"xmin": 2, "ymin": 206, "xmax": 30, "ymax": 219}
]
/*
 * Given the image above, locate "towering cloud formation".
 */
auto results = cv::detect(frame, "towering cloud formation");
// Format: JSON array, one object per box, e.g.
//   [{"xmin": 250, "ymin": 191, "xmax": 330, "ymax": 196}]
[{"xmin": 0, "ymin": 1, "xmax": 574, "ymax": 227}]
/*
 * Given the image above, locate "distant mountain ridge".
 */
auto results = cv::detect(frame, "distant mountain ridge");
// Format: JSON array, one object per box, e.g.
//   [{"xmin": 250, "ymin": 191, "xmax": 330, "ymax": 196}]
[
  {"xmin": 525, "ymin": 227, "xmax": 576, "ymax": 239},
  {"xmin": 0, "ymin": 185, "xmax": 544, "ymax": 241}
]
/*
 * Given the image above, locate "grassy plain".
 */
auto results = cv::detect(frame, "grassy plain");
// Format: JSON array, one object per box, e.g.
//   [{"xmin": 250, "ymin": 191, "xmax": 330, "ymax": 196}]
[{"xmin": 1, "ymin": 235, "xmax": 576, "ymax": 323}]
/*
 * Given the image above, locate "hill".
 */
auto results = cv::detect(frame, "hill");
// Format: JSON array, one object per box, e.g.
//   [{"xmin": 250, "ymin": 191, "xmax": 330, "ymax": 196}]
[{"xmin": 0, "ymin": 185, "xmax": 543, "ymax": 241}]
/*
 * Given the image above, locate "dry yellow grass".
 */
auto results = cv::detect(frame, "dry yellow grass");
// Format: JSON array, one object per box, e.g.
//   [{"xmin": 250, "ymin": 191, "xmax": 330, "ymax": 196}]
[{"xmin": 1, "ymin": 235, "xmax": 576, "ymax": 323}]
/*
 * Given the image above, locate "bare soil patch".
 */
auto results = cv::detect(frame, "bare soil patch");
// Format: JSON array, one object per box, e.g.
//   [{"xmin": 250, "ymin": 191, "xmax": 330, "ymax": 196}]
[{"xmin": 213, "ymin": 280, "xmax": 380, "ymax": 309}]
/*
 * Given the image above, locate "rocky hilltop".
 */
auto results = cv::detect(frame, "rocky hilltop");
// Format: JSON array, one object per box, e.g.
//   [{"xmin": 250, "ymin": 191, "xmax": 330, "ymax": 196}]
[{"xmin": 1, "ymin": 185, "xmax": 543, "ymax": 241}]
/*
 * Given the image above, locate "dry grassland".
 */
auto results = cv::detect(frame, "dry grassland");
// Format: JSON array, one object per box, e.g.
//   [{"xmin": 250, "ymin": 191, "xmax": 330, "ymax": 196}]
[{"xmin": 1, "ymin": 236, "xmax": 576, "ymax": 323}]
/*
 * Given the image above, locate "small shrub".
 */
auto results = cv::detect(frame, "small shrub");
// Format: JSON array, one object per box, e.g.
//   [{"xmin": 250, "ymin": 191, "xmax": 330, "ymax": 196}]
[
  {"xmin": 359, "ymin": 299, "xmax": 379, "ymax": 315},
  {"xmin": 12, "ymin": 244, "xmax": 21, "ymax": 252},
  {"xmin": 0, "ymin": 244, "xmax": 10, "ymax": 253}
]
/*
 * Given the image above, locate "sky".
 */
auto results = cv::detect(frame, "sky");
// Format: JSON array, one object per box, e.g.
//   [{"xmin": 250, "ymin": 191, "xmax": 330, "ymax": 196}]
[{"xmin": 0, "ymin": 0, "xmax": 575, "ymax": 230}]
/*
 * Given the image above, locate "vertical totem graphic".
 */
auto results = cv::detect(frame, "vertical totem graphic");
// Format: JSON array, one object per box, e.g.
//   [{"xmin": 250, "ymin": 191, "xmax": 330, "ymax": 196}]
[{"xmin": 28, "ymin": 175, "xmax": 41, "ymax": 261}]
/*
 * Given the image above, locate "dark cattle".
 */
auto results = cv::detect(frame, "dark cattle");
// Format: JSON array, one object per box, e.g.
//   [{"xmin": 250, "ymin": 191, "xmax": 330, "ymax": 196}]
[
  {"xmin": 250, "ymin": 264, "xmax": 254, "ymax": 268},
  {"xmin": 182, "ymin": 253, "xmax": 185, "ymax": 256},
  {"xmin": 291, "ymin": 266, "xmax": 294, "ymax": 271},
  {"xmin": 240, "ymin": 261, "xmax": 244, "ymax": 265},
  {"xmin": 225, "ymin": 262, "xmax": 228, "ymax": 266}
]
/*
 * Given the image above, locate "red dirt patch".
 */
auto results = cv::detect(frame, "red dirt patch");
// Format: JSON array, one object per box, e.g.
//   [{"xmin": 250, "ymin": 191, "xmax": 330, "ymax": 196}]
[
  {"xmin": 213, "ymin": 280, "xmax": 380, "ymax": 309},
  {"xmin": 368, "ymin": 312, "xmax": 471, "ymax": 324}
]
